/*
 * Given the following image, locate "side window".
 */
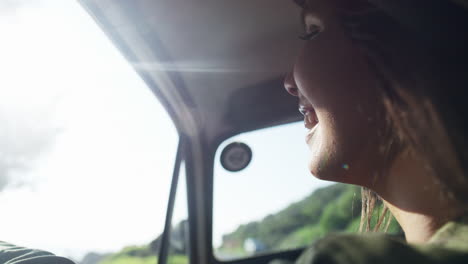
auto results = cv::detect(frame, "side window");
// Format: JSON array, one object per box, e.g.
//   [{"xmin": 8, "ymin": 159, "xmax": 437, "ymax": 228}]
[
  {"xmin": 164, "ymin": 162, "xmax": 190, "ymax": 264},
  {"xmin": 212, "ymin": 122, "xmax": 397, "ymax": 260},
  {"xmin": 157, "ymin": 163, "xmax": 189, "ymax": 264}
]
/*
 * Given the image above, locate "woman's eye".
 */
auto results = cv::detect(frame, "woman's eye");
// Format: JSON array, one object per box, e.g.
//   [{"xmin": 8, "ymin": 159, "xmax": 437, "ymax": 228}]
[{"xmin": 298, "ymin": 25, "xmax": 321, "ymax": 40}]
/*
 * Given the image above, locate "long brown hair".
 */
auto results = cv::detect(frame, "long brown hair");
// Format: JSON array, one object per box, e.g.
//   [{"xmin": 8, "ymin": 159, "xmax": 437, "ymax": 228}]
[{"xmin": 336, "ymin": 0, "xmax": 468, "ymax": 230}]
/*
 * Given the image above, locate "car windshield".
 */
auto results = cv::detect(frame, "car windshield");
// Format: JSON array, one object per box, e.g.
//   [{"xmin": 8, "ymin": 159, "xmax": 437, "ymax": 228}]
[{"xmin": 0, "ymin": 0, "xmax": 177, "ymax": 262}]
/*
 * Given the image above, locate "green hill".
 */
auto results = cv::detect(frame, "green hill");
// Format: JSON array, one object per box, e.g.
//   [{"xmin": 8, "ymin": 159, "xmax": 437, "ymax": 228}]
[
  {"xmin": 91, "ymin": 184, "xmax": 401, "ymax": 264},
  {"xmin": 217, "ymin": 183, "xmax": 401, "ymax": 256}
]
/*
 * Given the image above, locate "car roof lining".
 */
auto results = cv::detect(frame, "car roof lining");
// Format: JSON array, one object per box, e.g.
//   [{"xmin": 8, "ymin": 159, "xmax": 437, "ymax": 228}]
[{"xmin": 79, "ymin": 0, "xmax": 303, "ymax": 144}]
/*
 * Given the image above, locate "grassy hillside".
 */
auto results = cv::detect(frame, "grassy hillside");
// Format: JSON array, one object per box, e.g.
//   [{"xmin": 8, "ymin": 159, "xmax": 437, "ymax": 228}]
[
  {"xmin": 217, "ymin": 183, "xmax": 401, "ymax": 256},
  {"xmin": 94, "ymin": 184, "xmax": 401, "ymax": 264},
  {"xmin": 99, "ymin": 255, "xmax": 187, "ymax": 264},
  {"xmin": 96, "ymin": 245, "xmax": 187, "ymax": 264}
]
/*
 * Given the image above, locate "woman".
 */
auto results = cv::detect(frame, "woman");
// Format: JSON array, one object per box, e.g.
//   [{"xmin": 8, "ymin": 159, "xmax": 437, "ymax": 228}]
[{"xmin": 284, "ymin": 0, "xmax": 468, "ymax": 263}]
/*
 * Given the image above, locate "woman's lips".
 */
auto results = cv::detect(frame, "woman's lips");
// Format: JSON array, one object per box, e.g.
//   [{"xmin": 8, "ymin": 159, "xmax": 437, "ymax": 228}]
[
  {"xmin": 303, "ymin": 110, "xmax": 318, "ymax": 129},
  {"xmin": 300, "ymin": 107, "xmax": 319, "ymax": 143}
]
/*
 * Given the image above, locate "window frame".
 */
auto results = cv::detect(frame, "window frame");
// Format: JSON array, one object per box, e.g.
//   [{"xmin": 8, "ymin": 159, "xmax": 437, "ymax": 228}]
[{"xmin": 159, "ymin": 138, "xmax": 186, "ymax": 264}]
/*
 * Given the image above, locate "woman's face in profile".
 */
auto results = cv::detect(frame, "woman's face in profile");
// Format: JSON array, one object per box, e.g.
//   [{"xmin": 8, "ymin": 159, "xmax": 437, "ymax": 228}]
[{"xmin": 285, "ymin": 0, "xmax": 387, "ymax": 187}]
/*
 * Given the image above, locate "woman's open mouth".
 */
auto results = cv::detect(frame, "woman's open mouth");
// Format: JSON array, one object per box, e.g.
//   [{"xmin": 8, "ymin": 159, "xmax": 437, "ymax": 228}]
[{"xmin": 300, "ymin": 106, "xmax": 319, "ymax": 144}]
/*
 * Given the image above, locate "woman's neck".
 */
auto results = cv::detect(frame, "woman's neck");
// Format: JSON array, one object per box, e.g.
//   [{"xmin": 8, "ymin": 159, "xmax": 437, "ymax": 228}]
[
  {"xmin": 383, "ymin": 202, "xmax": 442, "ymax": 243},
  {"xmin": 372, "ymin": 149, "xmax": 464, "ymax": 244}
]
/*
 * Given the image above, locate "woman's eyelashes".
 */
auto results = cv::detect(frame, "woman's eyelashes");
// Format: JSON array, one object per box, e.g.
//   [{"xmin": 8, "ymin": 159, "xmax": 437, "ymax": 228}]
[{"xmin": 298, "ymin": 25, "xmax": 321, "ymax": 40}]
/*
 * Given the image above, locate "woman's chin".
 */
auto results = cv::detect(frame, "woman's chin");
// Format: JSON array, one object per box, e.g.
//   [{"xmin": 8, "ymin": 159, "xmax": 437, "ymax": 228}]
[
  {"xmin": 306, "ymin": 127, "xmax": 341, "ymax": 181},
  {"xmin": 307, "ymin": 154, "xmax": 350, "ymax": 183},
  {"xmin": 308, "ymin": 156, "xmax": 331, "ymax": 181},
  {"xmin": 305, "ymin": 126, "xmax": 364, "ymax": 184}
]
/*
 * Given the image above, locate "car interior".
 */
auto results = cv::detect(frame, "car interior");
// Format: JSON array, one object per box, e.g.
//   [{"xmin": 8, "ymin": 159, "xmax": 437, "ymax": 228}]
[{"xmin": 0, "ymin": 0, "xmax": 467, "ymax": 264}]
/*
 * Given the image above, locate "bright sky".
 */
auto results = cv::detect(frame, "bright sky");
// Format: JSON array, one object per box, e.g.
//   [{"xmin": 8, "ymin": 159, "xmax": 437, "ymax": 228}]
[
  {"xmin": 0, "ymin": 0, "xmax": 330, "ymax": 262},
  {"xmin": 0, "ymin": 0, "xmax": 177, "ymax": 260}
]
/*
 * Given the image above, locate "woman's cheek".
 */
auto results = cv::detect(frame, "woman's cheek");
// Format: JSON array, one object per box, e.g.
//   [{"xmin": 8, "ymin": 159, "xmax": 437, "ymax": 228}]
[{"xmin": 295, "ymin": 35, "xmax": 349, "ymax": 108}]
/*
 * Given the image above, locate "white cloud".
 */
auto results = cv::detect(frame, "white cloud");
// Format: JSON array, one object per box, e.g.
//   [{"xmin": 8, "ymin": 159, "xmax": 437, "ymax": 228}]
[{"xmin": 0, "ymin": 0, "xmax": 43, "ymax": 15}]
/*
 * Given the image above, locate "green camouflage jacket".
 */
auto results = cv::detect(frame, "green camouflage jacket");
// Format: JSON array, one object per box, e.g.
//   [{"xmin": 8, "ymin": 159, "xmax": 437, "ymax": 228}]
[
  {"xmin": 0, "ymin": 241, "xmax": 74, "ymax": 264},
  {"xmin": 296, "ymin": 215, "xmax": 468, "ymax": 264}
]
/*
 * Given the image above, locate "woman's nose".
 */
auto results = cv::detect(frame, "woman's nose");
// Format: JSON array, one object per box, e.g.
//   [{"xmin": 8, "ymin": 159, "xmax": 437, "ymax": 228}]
[{"xmin": 284, "ymin": 71, "xmax": 299, "ymax": 97}]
